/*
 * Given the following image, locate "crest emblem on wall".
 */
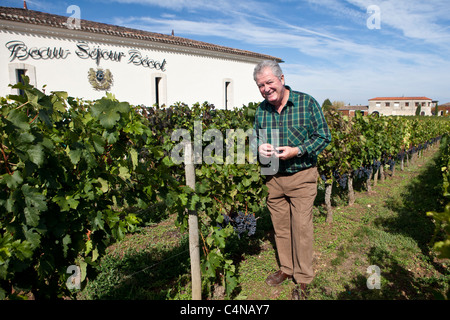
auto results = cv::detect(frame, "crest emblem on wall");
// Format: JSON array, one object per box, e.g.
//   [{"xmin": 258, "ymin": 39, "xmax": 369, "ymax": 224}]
[{"xmin": 88, "ymin": 68, "xmax": 113, "ymax": 91}]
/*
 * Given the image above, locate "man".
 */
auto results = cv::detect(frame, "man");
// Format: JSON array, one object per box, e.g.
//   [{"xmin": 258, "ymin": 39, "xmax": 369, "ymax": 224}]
[{"xmin": 253, "ymin": 60, "xmax": 331, "ymax": 300}]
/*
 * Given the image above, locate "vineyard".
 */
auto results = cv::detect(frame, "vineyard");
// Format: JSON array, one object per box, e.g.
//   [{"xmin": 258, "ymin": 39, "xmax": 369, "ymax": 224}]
[
  {"xmin": 1, "ymin": 78, "xmax": 449, "ymax": 300},
  {"xmin": 428, "ymin": 133, "xmax": 450, "ymax": 260}
]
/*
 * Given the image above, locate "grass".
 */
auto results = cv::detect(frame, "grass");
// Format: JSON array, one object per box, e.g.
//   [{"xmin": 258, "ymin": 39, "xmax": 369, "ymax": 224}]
[
  {"xmin": 78, "ymin": 218, "xmax": 192, "ymax": 300},
  {"xmin": 77, "ymin": 145, "xmax": 449, "ymax": 300}
]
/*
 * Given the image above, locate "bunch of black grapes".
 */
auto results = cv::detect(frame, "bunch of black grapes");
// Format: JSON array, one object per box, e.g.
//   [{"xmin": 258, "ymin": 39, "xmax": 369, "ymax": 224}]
[
  {"xmin": 386, "ymin": 158, "xmax": 395, "ymax": 171},
  {"xmin": 333, "ymin": 171, "xmax": 348, "ymax": 189},
  {"xmin": 354, "ymin": 166, "xmax": 373, "ymax": 180},
  {"xmin": 220, "ymin": 211, "xmax": 257, "ymax": 237}
]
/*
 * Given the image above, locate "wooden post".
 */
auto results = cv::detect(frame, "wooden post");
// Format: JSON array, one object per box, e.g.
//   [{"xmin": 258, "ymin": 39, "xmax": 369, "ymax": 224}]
[
  {"xmin": 347, "ymin": 175, "xmax": 355, "ymax": 206},
  {"xmin": 325, "ymin": 182, "xmax": 333, "ymax": 223},
  {"xmin": 184, "ymin": 141, "xmax": 202, "ymax": 300}
]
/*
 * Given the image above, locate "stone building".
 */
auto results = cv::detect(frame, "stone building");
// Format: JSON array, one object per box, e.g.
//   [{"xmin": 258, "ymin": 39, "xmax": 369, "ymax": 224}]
[{"xmin": 368, "ymin": 97, "xmax": 434, "ymax": 116}]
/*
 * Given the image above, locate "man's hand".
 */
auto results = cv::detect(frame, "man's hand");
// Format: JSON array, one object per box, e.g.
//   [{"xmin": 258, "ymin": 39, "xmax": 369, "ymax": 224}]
[
  {"xmin": 258, "ymin": 143, "xmax": 276, "ymax": 158},
  {"xmin": 275, "ymin": 146, "xmax": 300, "ymax": 160},
  {"xmin": 259, "ymin": 144, "xmax": 300, "ymax": 160}
]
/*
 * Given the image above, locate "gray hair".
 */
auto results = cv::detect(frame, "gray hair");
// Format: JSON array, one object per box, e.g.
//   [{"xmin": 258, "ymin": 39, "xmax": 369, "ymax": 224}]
[{"xmin": 253, "ymin": 60, "xmax": 283, "ymax": 82}]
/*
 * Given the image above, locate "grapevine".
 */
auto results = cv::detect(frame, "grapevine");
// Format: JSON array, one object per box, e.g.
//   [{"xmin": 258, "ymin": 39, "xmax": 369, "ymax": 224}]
[
  {"xmin": 318, "ymin": 109, "xmax": 449, "ymax": 221},
  {"xmin": 219, "ymin": 212, "xmax": 258, "ymax": 238},
  {"xmin": 1, "ymin": 78, "xmax": 449, "ymax": 300}
]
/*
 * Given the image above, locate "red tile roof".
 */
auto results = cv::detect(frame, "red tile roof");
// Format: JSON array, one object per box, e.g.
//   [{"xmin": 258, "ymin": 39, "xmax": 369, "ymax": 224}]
[
  {"xmin": 369, "ymin": 97, "xmax": 432, "ymax": 101},
  {"xmin": 0, "ymin": 6, "xmax": 282, "ymax": 62}
]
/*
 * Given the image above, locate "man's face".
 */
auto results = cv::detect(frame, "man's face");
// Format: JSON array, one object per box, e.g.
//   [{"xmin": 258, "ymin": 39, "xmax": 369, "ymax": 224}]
[{"xmin": 255, "ymin": 67, "xmax": 285, "ymax": 106}]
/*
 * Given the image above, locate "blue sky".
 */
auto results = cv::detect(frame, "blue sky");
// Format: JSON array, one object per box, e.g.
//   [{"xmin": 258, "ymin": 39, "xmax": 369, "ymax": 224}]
[{"xmin": 3, "ymin": 0, "xmax": 450, "ymax": 105}]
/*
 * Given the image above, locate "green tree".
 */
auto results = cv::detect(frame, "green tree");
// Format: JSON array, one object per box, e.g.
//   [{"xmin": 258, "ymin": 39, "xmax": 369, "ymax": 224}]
[
  {"xmin": 415, "ymin": 104, "xmax": 422, "ymax": 115},
  {"xmin": 322, "ymin": 98, "xmax": 333, "ymax": 111}
]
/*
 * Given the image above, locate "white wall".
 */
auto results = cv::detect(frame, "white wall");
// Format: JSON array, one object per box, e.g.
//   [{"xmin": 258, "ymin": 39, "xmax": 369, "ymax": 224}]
[
  {"xmin": 1, "ymin": 28, "xmax": 262, "ymax": 109},
  {"xmin": 368, "ymin": 100, "xmax": 433, "ymax": 116}
]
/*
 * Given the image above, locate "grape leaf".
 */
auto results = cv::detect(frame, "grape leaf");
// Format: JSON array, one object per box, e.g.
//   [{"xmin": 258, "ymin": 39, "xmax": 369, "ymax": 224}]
[
  {"xmin": 1, "ymin": 171, "xmax": 23, "ymax": 189},
  {"xmin": 27, "ymin": 144, "xmax": 45, "ymax": 166}
]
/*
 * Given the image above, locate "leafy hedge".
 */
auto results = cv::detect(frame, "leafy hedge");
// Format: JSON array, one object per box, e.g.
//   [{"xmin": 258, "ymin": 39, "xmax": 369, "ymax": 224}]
[
  {"xmin": 0, "ymin": 79, "xmax": 180, "ymax": 299},
  {"xmin": 318, "ymin": 109, "xmax": 450, "ymax": 222},
  {"xmin": 427, "ymin": 133, "xmax": 450, "ymax": 260},
  {"xmin": 1, "ymin": 78, "xmax": 449, "ymax": 299},
  {"xmin": 0, "ymin": 79, "xmax": 265, "ymax": 299}
]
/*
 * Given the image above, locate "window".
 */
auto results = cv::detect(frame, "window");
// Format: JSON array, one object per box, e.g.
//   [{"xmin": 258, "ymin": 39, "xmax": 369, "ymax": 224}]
[
  {"xmin": 394, "ymin": 102, "xmax": 399, "ymax": 108},
  {"xmin": 385, "ymin": 102, "xmax": 390, "ymax": 107},
  {"xmin": 223, "ymin": 78, "xmax": 233, "ymax": 110},
  {"xmin": 16, "ymin": 69, "xmax": 26, "ymax": 96},
  {"xmin": 151, "ymin": 73, "xmax": 167, "ymax": 107},
  {"xmin": 224, "ymin": 81, "xmax": 231, "ymax": 110},
  {"xmin": 375, "ymin": 102, "xmax": 381, "ymax": 107},
  {"xmin": 405, "ymin": 102, "xmax": 409, "ymax": 107},
  {"xmin": 155, "ymin": 77, "xmax": 161, "ymax": 106},
  {"xmin": 8, "ymin": 63, "xmax": 37, "ymax": 95}
]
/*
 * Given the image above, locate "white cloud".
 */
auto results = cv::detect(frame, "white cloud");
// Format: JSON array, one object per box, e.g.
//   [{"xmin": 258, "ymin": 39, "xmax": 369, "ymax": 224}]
[
  {"xmin": 103, "ymin": 0, "xmax": 209, "ymax": 11},
  {"xmin": 106, "ymin": 0, "xmax": 274, "ymax": 16},
  {"xmin": 346, "ymin": 0, "xmax": 450, "ymax": 45},
  {"xmin": 110, "ymin": 0, "xmax": 450, "ymax": 104},
  {"xmin": 115, "ymin": 11, "xmax": 443, "ymax": 67}
]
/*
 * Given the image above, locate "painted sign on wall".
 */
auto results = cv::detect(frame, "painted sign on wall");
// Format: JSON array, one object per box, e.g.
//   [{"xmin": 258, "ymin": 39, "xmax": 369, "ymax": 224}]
[{"xmin": 5, "ymin": 40, "xmax": 167, "ymax": 71}]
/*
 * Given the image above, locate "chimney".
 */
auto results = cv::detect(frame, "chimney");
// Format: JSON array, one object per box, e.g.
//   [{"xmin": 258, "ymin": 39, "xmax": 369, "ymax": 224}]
[{"xmin": 23, "ymin": 1, "xmax": 28, "ymax": 9}]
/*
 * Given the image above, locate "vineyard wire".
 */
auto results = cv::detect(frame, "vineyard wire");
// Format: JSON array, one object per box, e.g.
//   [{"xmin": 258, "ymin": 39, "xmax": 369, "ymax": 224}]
[{"xmin": 119, "ymin": 247, "xmax": 190, "ymax": 280}]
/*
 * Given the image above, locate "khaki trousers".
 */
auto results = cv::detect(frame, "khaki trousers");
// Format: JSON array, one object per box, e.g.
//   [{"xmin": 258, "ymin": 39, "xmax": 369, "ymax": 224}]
[{"xmin": 266, "ymin": 166, "xmax": 318, "ymax": 285}]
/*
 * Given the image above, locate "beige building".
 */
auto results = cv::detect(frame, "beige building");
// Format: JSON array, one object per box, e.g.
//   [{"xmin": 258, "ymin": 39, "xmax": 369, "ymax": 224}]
[{"xmin": 368, "ymin": 97, "xmax": 434, "ymax": 116}]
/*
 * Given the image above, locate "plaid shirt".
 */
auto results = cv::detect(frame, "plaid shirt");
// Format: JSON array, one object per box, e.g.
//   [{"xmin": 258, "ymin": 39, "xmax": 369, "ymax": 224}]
[{"xmin": 253, "ymin": 86, "xmax": 331, "ymax": 173}]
